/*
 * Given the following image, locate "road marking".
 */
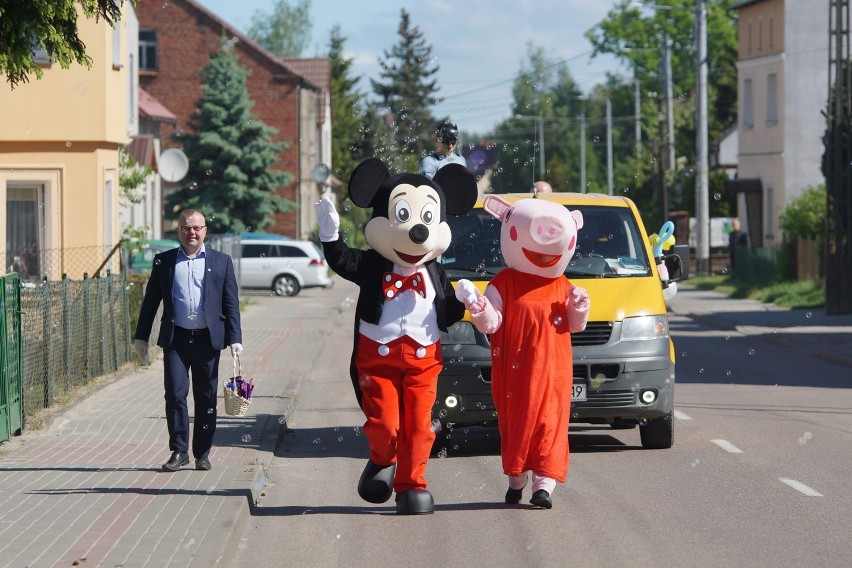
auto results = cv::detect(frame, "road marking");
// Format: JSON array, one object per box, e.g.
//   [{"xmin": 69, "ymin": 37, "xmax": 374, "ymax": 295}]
[
  {"xmin": 674, "ymin": 410, "xmax": 692, "ymax": 420},
  {"xmin": 780, "ymin": 478, "xmax": 823, "ymax": 497},
  {"xmin": 711, "ymin": 439, "xmax": 743, "ymax": 453}
]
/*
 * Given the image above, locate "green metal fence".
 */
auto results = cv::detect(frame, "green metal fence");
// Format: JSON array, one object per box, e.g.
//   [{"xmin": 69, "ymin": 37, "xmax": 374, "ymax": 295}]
[
  {"xmin": 1, "ymin": 273, "xmax": 24, "ymax": 442},
  {"xmin": 731, "ymin": 246, "xmax": 780, "ymax": 284}
]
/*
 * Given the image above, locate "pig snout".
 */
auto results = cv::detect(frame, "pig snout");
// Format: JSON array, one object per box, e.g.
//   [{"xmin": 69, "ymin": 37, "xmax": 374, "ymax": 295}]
[{"xmin": 529, "ymin": 215, "xmax": 566, "ymax": 245}]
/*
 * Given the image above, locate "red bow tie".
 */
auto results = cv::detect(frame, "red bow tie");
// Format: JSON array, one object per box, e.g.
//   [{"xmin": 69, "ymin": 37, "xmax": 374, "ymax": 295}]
[{"xmin": 383, "ymin": 271, "xmax": 427, "ymax": 300}]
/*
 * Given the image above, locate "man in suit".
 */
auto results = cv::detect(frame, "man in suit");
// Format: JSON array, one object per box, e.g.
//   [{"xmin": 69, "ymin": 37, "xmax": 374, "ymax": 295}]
[{"xmin": 134, "ymin": 209, "xmax": 243, "ymax": 472}]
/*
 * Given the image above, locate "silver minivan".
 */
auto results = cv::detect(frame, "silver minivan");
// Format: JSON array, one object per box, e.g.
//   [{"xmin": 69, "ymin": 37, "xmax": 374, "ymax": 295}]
[{"xmin": 239, "ymin": 237, "xmax": 332, "ymax": 297}]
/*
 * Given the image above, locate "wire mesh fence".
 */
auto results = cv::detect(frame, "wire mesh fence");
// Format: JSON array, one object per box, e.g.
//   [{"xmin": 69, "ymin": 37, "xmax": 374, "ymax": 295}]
[
  {"xmin": 6, "ymin": 244, "xmax": 122, "ymax": 284},
  {"xmin": 18, "ymin": 271, "xmax": 134, "ymax": 418}
]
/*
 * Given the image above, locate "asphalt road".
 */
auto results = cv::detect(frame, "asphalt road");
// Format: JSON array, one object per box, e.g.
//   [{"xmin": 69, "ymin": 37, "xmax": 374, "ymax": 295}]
[{"xmin": 230, "ymin": 279, "xmax": 852, "ymax": 568}]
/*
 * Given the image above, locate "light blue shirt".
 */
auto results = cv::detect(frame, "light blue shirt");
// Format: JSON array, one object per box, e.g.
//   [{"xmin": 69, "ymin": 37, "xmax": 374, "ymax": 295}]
[
  {"xmin": 419, "ymin": 152, "xmax": 468, "ymax": 179},
  {"xmin": 173, "ymin": 244, "xmax": 208, "ymax": 329}
]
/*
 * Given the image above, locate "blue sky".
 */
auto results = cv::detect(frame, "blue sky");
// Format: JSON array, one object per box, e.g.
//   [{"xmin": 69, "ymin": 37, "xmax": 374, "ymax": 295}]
[{"xmin": 195, "ymin": 0, "xmax": 629, "ymax": 135}]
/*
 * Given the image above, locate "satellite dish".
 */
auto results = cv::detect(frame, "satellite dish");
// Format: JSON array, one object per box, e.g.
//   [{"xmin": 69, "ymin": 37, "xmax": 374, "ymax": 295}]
[
  {"xmin": 311, "ymin": 163, "xmax": 331, "ymax": 183},
  {"xmin": 158, "ymin": 148, "xmax": 189, "ymax": 182}
]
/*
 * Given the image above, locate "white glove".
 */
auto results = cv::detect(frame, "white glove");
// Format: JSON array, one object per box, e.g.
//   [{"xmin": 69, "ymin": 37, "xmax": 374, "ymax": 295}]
[
  {"xmin": 657, "ymin": 260, "xmax": 670, "ymax": 282},
  {"xmin": 134, "ymin": 339, "xmax": 150, "ymax": 366},
  {"xmin": 314, "ymin": 196, "xmax": 340, "ymax": 242},
  {"xmin": 566, "ymin": 284, "xmax": 590, "ymax": 333},
  {"xmin": 230, "ymin": 343, "xmax": 244, "ymax": 357},
  {"xmin": 454, "ymin": 279, "xmax": 479, "ymax": 307}
]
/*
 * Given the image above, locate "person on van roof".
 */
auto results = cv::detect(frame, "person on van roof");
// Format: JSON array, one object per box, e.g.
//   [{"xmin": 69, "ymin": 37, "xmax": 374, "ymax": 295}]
[{"xmin": 419, "ymin": 119, "xmax": 469, "ymax": 179}]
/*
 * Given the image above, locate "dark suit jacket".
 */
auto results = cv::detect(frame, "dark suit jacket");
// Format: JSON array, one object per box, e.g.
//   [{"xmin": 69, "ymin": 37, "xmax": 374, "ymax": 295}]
[{"xmin": 134, "ymin": 247, "xmax": 242, "ymax": 351}]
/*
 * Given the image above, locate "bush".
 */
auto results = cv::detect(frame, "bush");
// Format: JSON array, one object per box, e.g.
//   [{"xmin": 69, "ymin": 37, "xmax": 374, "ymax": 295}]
[{"xmin": 779, "ymin": 184, "xmax": 825, "ymax": 241}]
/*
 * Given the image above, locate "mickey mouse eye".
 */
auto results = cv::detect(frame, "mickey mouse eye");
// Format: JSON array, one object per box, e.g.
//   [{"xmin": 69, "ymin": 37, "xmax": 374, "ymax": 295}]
[
  {"xmin": 420, "ymin": 203, "xmax": 436, "ymax": 225},
  {"xmin": 395, "ymin": 199, "xmax": 412, "ymax": 223}
]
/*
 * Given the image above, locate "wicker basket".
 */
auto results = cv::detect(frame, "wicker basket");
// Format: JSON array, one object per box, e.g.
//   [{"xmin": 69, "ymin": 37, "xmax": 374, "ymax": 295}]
[{"xmin": 223, "ymin": 356, "xmax": 252, "ymax": 417}]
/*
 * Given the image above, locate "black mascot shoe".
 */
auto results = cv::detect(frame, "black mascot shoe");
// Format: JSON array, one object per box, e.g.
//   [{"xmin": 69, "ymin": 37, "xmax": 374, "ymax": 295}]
[
  {"xmin": 529, "ymin": 489, "xmax": 553, "ymax": 509},
  {"xmin": 505, "ymin": 486, "xmax": 524, "ymax": 504},
  {"xmin": 357, "ymin": 460, "xmax": 396, "ymax": 504},
  {"xmin": 395, "ymin": 489, "xmax": 434, "ymax": 515}
]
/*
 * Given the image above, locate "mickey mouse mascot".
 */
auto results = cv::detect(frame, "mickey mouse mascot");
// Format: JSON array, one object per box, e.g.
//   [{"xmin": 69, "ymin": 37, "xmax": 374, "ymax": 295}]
[{"xmin": 314, "ymin": 157, "xmax": 477, "ymax": 514}]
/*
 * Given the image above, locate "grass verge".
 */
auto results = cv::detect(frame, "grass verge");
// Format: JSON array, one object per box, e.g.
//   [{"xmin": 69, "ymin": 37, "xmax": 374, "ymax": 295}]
[{"xmin": 686, "ymin": 275, "xmax": 825, "ymax": 309}]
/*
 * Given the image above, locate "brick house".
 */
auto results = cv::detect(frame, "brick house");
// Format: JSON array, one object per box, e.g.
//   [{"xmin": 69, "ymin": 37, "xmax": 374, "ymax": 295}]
[{"xmin": 134, "ymin": 0, "xmax": 330, "ymax": 239}]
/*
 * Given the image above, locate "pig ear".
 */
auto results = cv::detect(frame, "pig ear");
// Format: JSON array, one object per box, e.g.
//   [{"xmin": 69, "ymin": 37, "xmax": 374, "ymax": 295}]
[
  {"xmin": 571, "ymin": 209, "xmax": 584, "ymax": 230},
  {"xmin": 483, "ymin": 195, "xmax": 512, "ymax": 222}
]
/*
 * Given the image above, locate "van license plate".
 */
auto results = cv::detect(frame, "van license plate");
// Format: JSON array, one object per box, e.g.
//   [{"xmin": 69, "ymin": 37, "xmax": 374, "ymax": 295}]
[{"xmin": 572, "ymin": 382, "xmax": 587, "ymax": 402}]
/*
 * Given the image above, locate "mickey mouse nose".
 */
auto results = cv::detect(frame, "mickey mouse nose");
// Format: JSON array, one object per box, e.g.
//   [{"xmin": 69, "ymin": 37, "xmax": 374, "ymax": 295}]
[{"xmin": 409, "ymin": 224, "xmax": 429, "ymax": 244}]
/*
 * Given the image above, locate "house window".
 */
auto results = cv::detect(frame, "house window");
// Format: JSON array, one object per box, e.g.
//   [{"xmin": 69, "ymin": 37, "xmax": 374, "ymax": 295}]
[
  {"xmin": 112, "ymin": 25, "xmax": 122, "ymax": 68},
  {"xmin": 766, "ymin": 73, "xmax": 778, "ymax": 126},
  {"xmin": 139, "ymin": 29, "xmax": 157, "ymax": 71},
  {"xmin": 6, "ymin": 185, "xmax": 45, "ymax": 280},
  {"xmin": 105, "ymin": 178, "xmax": 114, "ymax": 248},
  {"xmin": 747, "ymin": 22, "xmax": 752, "ymax": 53},
  {"xmin": 769, "ymin": 17, "xmax": 774, "ymax": 49},
  {"xmin": 743, "ymin": 78, "xmax": 754, "ymax": 129},
  {"xmin": 31, "ymin": 37, "xmax": 52, "ymax": 65}
]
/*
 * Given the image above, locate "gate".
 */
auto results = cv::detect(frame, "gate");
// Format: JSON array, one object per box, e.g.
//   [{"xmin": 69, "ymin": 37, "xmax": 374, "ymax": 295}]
[{"xmin": 1, "ymin": 273, "xmax": 24, "ymax": 442}]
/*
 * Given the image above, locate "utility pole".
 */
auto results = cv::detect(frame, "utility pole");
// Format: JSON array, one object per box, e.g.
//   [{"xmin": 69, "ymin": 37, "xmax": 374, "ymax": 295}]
[
  {"xmin": 538, "ymin": 114, "xmax": 545, "ymax": 179},
  {"xmin": 695, "ymin": 0, "xmax": 710, "ymax": 275},
  {"xmin": 663, "ymin": 32, "xmax": 676, "ymax": 172},
  {"xmin": 606, "ymin": 97, "xmax": 614, "ymax": 195},
  {"xmin": 635, "ymin": 77, "xmax": 642, "ymax": 156},
  {"xmin": 580, "ymin": 111, "xmax": 586, "ymax": 193}
]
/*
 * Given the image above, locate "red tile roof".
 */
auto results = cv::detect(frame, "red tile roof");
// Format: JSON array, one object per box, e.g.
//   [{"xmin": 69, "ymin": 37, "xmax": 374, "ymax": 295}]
[{"xmin": 139, "ymin": 87, "xmax": 177, "ymax": 122}]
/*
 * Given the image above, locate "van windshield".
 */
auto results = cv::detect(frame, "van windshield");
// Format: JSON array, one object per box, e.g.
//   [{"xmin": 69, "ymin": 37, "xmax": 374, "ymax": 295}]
[{"xmin": 442, "ymin": 205, "xmax": 651, "ymax": 280}]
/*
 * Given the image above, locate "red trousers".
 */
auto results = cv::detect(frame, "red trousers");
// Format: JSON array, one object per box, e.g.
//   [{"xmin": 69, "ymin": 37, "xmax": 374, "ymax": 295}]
[{"xmin": 355, "ymin": 334, "xmax": 442, "ymax": 493}]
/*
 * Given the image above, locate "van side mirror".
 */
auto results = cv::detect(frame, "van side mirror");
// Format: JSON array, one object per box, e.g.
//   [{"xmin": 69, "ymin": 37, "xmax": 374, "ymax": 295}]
[{"xmin": 664, "ymin": 244, "xmax": 690, "ymax": 281}]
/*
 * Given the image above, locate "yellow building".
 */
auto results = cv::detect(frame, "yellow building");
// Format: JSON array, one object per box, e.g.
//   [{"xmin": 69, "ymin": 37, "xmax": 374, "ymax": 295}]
[{"xmin": 0, "ymin": 5, "xmax": 137, "ymax": 281}]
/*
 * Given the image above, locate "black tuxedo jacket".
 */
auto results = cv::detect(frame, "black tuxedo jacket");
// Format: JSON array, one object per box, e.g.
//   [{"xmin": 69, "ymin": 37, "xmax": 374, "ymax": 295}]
[{"xmin": 322, "ymin": 237, "xmax": 465, "ymax": 406}]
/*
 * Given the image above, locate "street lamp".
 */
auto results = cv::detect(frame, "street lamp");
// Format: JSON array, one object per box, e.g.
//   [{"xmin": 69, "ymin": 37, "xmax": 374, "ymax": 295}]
[{"xmin": 513, "ymin": 114, "xmax": 545, "ymax": 179}]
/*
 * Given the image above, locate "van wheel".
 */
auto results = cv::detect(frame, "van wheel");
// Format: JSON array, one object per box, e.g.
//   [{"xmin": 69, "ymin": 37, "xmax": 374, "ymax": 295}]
[
  {"xmin": 640, "ymin": 410, "xmax": 674, "ymax": 449},
  {"xmin": 273, "ymin": 275, "xmax": 300, "ymax": 297}
]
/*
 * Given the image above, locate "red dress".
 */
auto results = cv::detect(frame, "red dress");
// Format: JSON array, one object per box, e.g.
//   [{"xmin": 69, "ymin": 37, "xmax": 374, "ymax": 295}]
[{"xmin": 489, "ymin": 269, "xmax": 573, "ymax": 482}]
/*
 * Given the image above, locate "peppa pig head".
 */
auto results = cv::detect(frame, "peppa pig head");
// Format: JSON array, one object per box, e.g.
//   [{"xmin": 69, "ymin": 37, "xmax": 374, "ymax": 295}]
[{"xmin": 482, "ymin": 195, "xmax": 583, "ymax": 279}]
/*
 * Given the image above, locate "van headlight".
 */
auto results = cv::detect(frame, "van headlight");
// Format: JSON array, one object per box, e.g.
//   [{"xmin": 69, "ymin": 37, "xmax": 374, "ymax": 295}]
[
  {"xmin": 620, "ymin": 315, "xmax": 669, "ymax": 341},
  {"xmin": 441, "ymin": 321, "xmax": 477, "ymax": 345}
]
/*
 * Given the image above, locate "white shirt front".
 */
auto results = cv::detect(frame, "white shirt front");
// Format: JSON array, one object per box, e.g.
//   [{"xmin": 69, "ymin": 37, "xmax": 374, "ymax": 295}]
[{"xmin": 359, "ymin": 265, "xmax": 439, "ymax": 346}]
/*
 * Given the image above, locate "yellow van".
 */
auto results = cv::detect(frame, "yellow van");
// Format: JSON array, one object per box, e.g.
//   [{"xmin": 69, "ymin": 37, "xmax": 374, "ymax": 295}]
[{"xmin": 435, "ymin": 192, "xmax": 687, "ymax": 449}]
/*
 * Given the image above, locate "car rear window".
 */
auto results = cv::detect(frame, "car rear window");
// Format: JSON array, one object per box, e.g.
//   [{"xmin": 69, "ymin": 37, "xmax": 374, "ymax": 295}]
[
  {"xmin": 277, "ymin": 245, "xmax": 309, "ymax": 258},
  {"xmin": 442, "ymin": 204, "xmax": 651, "ymax": 280},
  {"xmin": 242, "ymin": 244, "xmax": 273, "ymax": 258}
]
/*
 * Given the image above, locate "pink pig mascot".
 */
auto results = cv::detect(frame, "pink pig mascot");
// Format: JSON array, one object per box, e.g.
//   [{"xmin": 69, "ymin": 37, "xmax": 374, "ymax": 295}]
[{"xmin": 456, "ymin": 195, "xmax": 590, "ymax": 509}]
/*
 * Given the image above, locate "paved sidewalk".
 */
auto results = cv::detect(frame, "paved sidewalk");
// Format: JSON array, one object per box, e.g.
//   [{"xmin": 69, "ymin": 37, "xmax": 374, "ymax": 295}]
[
  {"xmin": 667, "ymin": 284, "xmax": 852, "ymax": 367},
  {"xmin": 0, "ymin": 280, "xmax": 357, "ymax": 568}
]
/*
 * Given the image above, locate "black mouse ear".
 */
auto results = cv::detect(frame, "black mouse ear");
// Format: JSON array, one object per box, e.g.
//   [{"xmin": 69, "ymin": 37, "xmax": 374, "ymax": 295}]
[
  {"xmin": 434, "ymin": 164, "xmax": 478, "ymax": 215},
  {"xmin": 348, "ymin": 158, "xmax": 389, "ymax": 208}
]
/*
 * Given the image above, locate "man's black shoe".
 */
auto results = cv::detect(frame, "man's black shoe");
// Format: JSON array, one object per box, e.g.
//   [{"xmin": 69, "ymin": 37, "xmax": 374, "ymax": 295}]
[
  {"xmin": 195, "ymin": 457, "xmax": 212, "ymax": 471},
  {"xmin": 162, "ymin": 451, "xmax": 189, "ymax": 472}
]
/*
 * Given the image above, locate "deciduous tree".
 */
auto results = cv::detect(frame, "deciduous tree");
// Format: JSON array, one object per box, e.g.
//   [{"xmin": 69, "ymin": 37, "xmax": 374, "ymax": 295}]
[
  {"xmin": 0, "ymin": 0, "xmax": 133, "ymax": 87},
  {"xmin": 246, "ymin": 0, "xmax": 312, "ymax": 58}
]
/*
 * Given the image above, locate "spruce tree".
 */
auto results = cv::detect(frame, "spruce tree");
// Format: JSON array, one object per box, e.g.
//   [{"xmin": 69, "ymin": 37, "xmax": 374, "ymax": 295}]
[
  {"xmin": 328, "ymin": 26, "xmax": 370, "ymax": 248},
  {"xmin": 166, "ymin": 44, "xmax": 294, "ymax": 233},
  {"xmin": 370, "ymin": 9, "xmax": 439, "ymax": 161}
]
